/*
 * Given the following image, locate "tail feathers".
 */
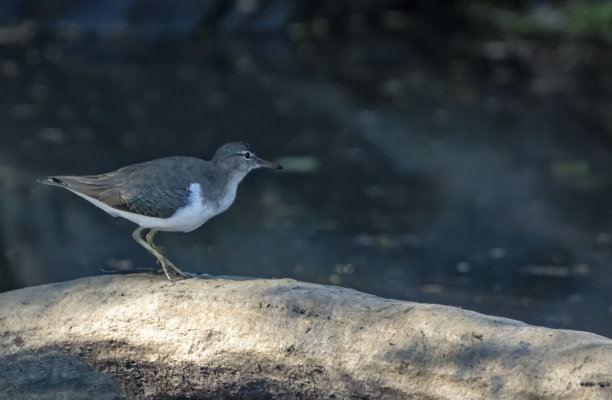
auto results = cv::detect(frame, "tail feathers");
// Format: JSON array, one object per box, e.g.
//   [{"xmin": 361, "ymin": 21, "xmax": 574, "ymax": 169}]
[
  {"xmin": 37, "ymin": 175, "xmax": 119, "ymax": 203},
  {"xmin": 37, "ymin": 176, "xmax": 67, "ymax": 187}
]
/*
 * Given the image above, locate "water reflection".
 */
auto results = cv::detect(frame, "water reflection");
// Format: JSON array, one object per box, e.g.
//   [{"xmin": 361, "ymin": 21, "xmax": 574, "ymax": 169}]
[{"xmin": 1, "ymin": 35, "xmax": 611, "ymax": 337}]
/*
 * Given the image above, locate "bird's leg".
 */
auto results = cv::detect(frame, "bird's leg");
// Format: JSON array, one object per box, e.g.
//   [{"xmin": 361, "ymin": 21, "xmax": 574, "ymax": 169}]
[
  {"xmin": 145, "ymin": 228, "xmax": 186, "ymax": 276},
  {"xmin": 132, "ymin": 227, "xmax": 172, "ymax": 279},
  {"xmin": 145, "ymin": 228, "xmax": 160, "ymax": 251},
  {"xmin": 131, "ymin": 227, "xmax": 183, "ymax": 280}
]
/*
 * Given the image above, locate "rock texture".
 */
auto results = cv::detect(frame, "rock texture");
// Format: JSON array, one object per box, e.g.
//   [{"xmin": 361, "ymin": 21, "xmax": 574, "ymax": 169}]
[{"xmin": 1, "ymin": 274, "xmax": 611, "ymax": 399}]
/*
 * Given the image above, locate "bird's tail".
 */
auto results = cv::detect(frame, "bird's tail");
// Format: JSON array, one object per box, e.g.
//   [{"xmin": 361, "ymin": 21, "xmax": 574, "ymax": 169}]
[{"xmin": 37, "ymin": 176, "xmax": 68, "ymax": 187}]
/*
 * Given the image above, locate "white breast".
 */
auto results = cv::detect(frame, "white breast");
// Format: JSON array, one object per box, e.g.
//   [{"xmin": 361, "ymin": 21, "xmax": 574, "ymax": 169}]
[{"xmin": 66, "ymin": 182, "xmax": 236, "ymax": 233}]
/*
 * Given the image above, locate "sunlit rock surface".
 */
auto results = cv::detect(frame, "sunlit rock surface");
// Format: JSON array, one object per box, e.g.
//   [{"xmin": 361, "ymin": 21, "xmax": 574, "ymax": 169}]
[{"xmin": 1, "ymin": 275, "xmax": 611, "ymax": 399}]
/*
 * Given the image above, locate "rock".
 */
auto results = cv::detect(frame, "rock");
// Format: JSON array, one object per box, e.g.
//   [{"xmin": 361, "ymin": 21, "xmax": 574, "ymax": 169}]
[{"xmin": 1, "ymin": 274, "xmax": 611, "ymax": 399}]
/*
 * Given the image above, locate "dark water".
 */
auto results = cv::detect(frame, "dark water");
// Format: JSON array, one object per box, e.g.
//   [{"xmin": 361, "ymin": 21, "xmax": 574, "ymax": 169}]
[{"xmin": 1, "ymin": 34, "xmax": 612, "ymax": 337}]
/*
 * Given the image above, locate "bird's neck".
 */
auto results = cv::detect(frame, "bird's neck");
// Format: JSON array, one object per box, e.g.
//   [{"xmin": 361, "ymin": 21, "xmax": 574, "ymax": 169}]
[
  {"xmin": 225, "ymin": 170, "xmax": 248, "ymax": 190},
  {"xmin": 213, "ymin": 171, "xmax": 246, "ymax": 213}
]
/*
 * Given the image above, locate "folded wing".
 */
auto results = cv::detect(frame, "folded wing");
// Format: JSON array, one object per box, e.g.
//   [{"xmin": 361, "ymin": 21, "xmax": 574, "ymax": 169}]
[{"xmin": 38, "ymin": 157, "xmax": 203, "ymax": 219}]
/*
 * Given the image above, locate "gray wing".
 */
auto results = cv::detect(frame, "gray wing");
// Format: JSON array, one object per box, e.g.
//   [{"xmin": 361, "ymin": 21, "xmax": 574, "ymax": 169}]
[{"xmin": 39, "ymin": 157, "xmax": 208, "ymax": 218}]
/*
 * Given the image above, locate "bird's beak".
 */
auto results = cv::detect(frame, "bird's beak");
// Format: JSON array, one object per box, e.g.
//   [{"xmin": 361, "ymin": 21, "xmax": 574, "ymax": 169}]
[{"xmin": 255, "ymin": 156, "xmax": 283, "ymax": 169}]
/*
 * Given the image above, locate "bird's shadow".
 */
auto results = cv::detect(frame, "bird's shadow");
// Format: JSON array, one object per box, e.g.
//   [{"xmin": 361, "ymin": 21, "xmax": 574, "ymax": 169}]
[
  {"xmin": 99, "ymin": 267, "xmax": 258, "ymax": 282},
  {"xmin": 194, "ymin": 273, "xmax": 257, "ymax": 281}
]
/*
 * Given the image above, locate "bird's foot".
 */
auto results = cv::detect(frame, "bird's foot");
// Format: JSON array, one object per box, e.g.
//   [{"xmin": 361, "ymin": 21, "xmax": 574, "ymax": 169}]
[
  {"xmin": 158, "ymin": 259, "xmax": 173, "ymax": 281},
  {"xmin": 164, "ymin": 258, "xmax": 189, "ymax": 278},
  {"xmin": 157, "ymin": 257, "xmax": 189, "ymax": 281}
]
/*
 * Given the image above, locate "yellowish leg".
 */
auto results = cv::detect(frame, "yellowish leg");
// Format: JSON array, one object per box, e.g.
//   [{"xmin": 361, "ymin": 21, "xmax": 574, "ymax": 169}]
[
  {"xmin": 145, "ymin": 228, "xmax": 186, "ymax": 276},
  {"xmin": 131, "ymin": 227, "xmax": 185, "ymax": 280}
]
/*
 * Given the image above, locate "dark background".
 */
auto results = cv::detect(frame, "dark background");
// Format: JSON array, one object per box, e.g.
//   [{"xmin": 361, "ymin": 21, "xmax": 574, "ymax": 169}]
[{"xmin": 1, "ymin": 0, "xmax": 612, "ymax": 336}]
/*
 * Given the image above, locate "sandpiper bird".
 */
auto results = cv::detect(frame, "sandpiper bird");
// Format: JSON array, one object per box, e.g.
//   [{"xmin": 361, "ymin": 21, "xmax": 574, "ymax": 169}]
[{"xmin": 38, "ymin": 142, "xmax": 282, "ymax": 280}]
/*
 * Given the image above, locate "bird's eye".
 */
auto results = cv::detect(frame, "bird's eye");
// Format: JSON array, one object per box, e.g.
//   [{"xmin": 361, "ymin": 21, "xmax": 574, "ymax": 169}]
[{"xmin": 242, "ymin": 151, "xmax": 252, "ymax": 160}]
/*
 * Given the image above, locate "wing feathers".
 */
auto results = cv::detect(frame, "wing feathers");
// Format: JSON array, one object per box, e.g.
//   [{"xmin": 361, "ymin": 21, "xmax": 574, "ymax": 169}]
[{"xmin": 38, "ymin": 157, "xmax": 204, "ymax": 218}]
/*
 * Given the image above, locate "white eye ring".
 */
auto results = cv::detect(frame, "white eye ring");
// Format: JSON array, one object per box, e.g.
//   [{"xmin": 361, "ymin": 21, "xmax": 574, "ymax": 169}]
[{"xmin": 242, "ymin": 151, "xmax": 252, "ymax": 160}]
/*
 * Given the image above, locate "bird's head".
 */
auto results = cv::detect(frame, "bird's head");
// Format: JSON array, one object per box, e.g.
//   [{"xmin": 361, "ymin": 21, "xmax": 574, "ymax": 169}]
[{"xmin": 212, "ymin": 142, "xmax": 282, "ymax": 176}]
